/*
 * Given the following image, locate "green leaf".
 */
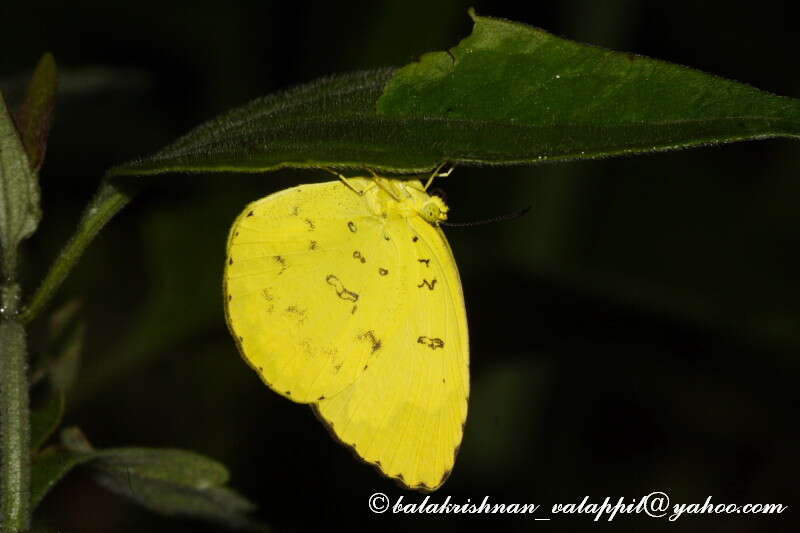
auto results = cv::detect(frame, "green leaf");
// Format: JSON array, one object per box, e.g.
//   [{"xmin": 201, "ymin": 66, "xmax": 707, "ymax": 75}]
[
  {"xmin": 0, "ymin": 92, "xmax": 41, "ymax": 277},
  {"xmin": 30, "ymin": 387, "xmax": 64, "ymax": 453},
  {"xmin": 59, "ymin": 425, "xmax": 92, "ymax": 452},
  {"xmin": 377, "ymin": 8, "xmax": 800, "ymax": 163},
  {"xmin": 13, "ymin": 53, "xmax": 57, "ymax": 172},
  {"xmin": 107, "ymin": 9, "xmax": 800, "ymax": 179},
  {"xmin": 89, "ymin": 448, "xmax": 261, "ymax": 530},
  {"xmin": 54, "ymin": 427, "xmax": 263, "ymax": 530},
  {"xmin": 90, "ymin": 448, "xmax": 230, "ymax": 488},
  {"xmin": 90, "ymin": 463, "xmax": 260, "ymax": 531},
  {"xmin": 106, "ymin": 69, "xmax": 426, "ymax": 175},
  {"xmin": 30, "ymin": 447, "xmax": 93, "ymax": 510},
  {"xmin": 30, "ymin": 428, "xmax": 95, "ymax": 510}
]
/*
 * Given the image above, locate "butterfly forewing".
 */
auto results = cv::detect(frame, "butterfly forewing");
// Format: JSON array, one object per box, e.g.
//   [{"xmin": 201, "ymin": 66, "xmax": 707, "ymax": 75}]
[{"xmin": 225, "ymin": 180, "xmax": 406, "ymax": 403}]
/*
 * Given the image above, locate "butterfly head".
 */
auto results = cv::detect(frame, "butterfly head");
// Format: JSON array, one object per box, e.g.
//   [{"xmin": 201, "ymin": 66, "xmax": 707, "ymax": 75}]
[{"xmin": 420, "ymin": 195, "xmax": 449, "ymax": 225}]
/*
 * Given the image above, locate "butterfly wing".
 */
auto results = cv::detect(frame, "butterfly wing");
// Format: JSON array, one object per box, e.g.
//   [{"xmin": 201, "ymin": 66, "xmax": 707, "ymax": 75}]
[
  {"xmin": 224, "ymin": 179, "xmax": 407, "ymax": 403},
  {"xmin": 314, "ymin": 210, "xmax": 469, "ymax": 491}
]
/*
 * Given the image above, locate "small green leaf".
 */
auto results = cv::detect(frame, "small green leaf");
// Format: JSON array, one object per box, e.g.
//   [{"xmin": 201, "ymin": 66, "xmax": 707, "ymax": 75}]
[
  {"xmin": 59, "ymin": 425, "xmax": 92, "ymax": 452},
  {"xmin": 90, "ymin": 467, "xmax": 260, "ymax": 531},
  {"xmin": 56, "ymin": 428, "xmax": 263, "ymax": 529},
  {"xmin": 30, "ymin": 447, "xmax": 93, "ymax": 510},
  {"xmin": 13, "ymin": 53, "xmax": 57, "ymax": 172},
  {"xmin": 0, "ymin": 92, "xmax": 41, "ymax": 277},
  {"xmin": 30, "ymin": 387, "xmax": 64, "ymax": 453},
  {"xmin": 107, "ymin": 9, "xmax": 800, "ymax": 180},
  {"xmin": 90, "ymin": 448, "xmax": 261, "ymax": 530},
  {"xmin": 91, "ymin": 448, "xmax": 230, "ymax": 488}
]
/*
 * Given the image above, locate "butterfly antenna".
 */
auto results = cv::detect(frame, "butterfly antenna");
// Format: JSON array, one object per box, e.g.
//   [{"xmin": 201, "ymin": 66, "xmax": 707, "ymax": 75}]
[
  {"xmin": 424, "ymin": 162, "xmax": 454, "ymax": 190},
  {"xmin": 442, "ymin": 205, "xmax": 532, "ymax": 228}
]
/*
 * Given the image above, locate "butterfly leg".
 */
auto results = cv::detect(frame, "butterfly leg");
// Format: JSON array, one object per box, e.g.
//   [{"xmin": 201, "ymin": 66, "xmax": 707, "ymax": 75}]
[
  {"xmin": 367, "ymin": 168, "xmax": 404, "ymax": 201},
  {"xmin": 321, "ymin": 167, "xmax": 365, "ymax": 196},
  {"xmin": 423, "ymin": 162, "xmax": 454, "ymax": 191}
]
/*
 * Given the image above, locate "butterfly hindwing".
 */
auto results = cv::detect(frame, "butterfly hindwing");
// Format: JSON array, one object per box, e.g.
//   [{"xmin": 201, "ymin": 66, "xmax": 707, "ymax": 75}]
[{"xmin": 314, "ymin": 186, "xmax": 469, "ymax": 491}]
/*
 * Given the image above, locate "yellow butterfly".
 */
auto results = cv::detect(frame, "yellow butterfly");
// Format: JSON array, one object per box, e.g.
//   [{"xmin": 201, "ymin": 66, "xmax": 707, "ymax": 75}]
[{"xmin": 223, "ymin": 168, "xmax": 468, "ymax": 491}]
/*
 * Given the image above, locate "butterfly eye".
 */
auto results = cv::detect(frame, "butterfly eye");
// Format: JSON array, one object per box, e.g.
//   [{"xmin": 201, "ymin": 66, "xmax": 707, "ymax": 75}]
[
  {"xmin": 421, "ymin": 197, "xmax": 448, "ymax": 224},
  {"xmin": 421, "ymin": 202, "xmax": 440, "ymax": 223}
]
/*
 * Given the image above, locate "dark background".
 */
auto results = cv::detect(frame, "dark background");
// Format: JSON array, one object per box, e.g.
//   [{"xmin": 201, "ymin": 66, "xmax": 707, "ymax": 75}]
[{"xmin": 1, "ymin": 1, "xmax": 798, "ymax": 531}]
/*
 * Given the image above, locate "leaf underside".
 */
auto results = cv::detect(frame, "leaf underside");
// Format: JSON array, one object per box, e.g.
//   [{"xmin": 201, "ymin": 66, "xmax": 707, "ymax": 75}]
[{"xmin": 108, "ymin": 10, "xmax": 800, "ymax": 178}]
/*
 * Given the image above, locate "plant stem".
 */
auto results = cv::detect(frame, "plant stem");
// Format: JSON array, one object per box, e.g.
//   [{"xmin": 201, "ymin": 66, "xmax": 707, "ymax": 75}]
[
  {"xmin": 20, "ymin": 179, "xmax": 137, "ymax": 324},
  {"xmin": 0, "ymin": 282, "xmax": 30, "ymax": 532}
]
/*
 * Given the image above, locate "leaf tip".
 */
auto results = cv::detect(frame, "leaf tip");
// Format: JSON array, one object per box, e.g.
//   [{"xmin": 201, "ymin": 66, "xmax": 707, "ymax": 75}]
[
  {"xmin": 37, "ymin": 52, "xmax": 57, "ymax": 78},
  {"xmin": 15, "ymin": 51, "xmax": 58, "ymax": 172}
]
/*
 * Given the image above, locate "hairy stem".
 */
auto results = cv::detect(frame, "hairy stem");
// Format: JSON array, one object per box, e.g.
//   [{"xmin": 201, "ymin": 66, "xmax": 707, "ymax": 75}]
[{"xmin": 0, "ymin": 283, "xmax": 30, "ymax": 532}]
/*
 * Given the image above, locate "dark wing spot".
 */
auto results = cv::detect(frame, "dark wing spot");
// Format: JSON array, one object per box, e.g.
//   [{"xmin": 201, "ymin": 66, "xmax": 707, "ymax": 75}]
[
  {"xmin": 417, "ymin": 336, "xmax": 445, "ymax": 350},
  {"xmin": 310, "ymin": 240, "xmax": 318, "ymax": 250},
  {"xmin": 274, "ymin": 256, "xmax": 287, "ymax": 274},
  {"xmin": 379, "ymin": 268, "xmax": 388, "ymax": 276},
  {"xmin": 246, "ymin": 211, "xmax": 254, "ymax": 217},
  {"xmin": 412, "ymin": 236, "xmax": 419, "ymax": 242},
  {"xmin": 418, "ymin": 258, "xmax": 430, "ymax": 267},
  {"xmin": 291, "ymin": 206, "xmax": 300, "ymax": 216},
  {"xmin": 326, "ymin": 274, "xmax": 359, "ymax": 302},
  {"xmin": 228, "ymin": 257, "xmax": 233, "ymax": 265},
  {"xmin": 334, "ymin": 363, "xmax": 342, "ymax": 372},
  {"xmin": 285, "ymin": 306, "xmax": 306, "ymax": 323},
  {"xmin": 318, "ymin": 395, "xmax": 326, "ymax": 401},
  {"xmin": 348, "ymin": 221, "xmax": 357, "ymax": 233},
  {"xmin": 234, "ymin": 231, "xmax": 239, "ymax": 237},
  {"xmin": 285, "ymin": 390, "xmax": 292, "ymax": 396},
  {"xmin": 305, "ymin": 218, "xmax": 315, "ymax": 230},
  {"xmin": 417, "ymin": 278, "xmax": 437, "ymax": 290},
  {"xmin": 353, "ymin": 251, "xmax": 366, "ymax": 263},
  {"xmin": 358, "ymin": 330, "xmax": 382, "ymax": 354},
  {"xmin": 227, "ymin": 294, "xmax": 232, "ymax": 301}
]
